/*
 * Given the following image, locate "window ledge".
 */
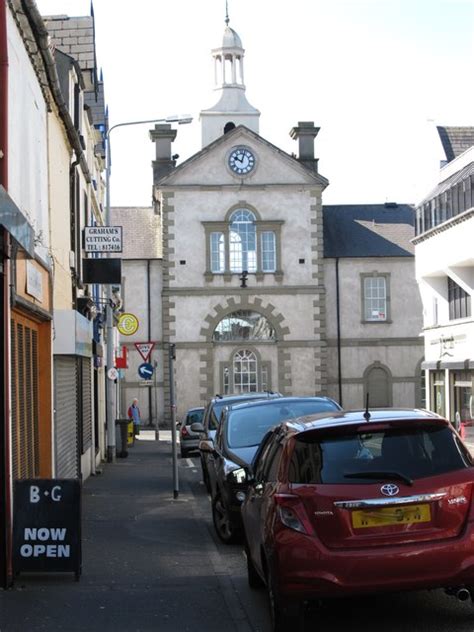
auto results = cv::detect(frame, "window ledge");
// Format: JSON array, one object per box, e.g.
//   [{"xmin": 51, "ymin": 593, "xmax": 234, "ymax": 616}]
[
  {"xmin": 361, "ymin": 319, "xmax": 393, "ymax": 325},
  {"xmin": 204, "ymin": 271, "xmax": 284, "ymax": 282}
]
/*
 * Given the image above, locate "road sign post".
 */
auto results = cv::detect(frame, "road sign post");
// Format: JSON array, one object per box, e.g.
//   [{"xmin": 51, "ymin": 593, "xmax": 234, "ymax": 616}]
[{"xmin": 169, "ymin": 344, "xmax": 178, "ymax": 499}]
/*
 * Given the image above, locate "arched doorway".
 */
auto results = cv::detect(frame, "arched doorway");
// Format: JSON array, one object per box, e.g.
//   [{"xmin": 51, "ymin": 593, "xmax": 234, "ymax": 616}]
[{"xmin": 364, "ymin": 363, "xmax": 392, "ymax": 408}]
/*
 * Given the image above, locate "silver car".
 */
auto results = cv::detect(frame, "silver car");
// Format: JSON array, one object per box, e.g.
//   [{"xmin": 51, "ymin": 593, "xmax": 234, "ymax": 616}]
[{"xmin": 178, "ymin": 407, "xmax": 205, "ymax": 458}]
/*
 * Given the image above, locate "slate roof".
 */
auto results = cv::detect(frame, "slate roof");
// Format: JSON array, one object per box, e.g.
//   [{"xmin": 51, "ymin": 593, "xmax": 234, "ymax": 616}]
[
  {"xmin": 419, "ymin": 160, "xmax": 474, "ymax": 206},
  {"xmin": 323, "ymin": 204, "xmax": 415, "ymax": 258},
  {"xmin": 110, "ymin": 208, "xmax": 162, "ymax": 260},
  {"xmin": 437, "ymin": 126, "xmax": 474, "ymax": 163},
  {"xmin": 42, "ymin": 13, "xmax": 106, "ymax": 139}
]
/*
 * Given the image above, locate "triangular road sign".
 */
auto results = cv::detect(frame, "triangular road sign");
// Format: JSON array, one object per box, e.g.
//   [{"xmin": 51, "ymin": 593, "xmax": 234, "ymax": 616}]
[{"xmin": 134, "ymin": 342, "xmax": 155, "ymax": 362}]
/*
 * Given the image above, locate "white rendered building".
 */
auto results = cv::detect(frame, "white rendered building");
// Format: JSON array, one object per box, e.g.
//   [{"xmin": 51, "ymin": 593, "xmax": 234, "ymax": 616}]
[{"xmin": 414, "ymin": 127, "xmax": 474, "ymax": 439}]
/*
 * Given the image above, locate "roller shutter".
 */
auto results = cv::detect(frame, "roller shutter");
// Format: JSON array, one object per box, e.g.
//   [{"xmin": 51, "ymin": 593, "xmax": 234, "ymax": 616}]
[
  {"xmin": 80, "ymin": 357, "xmax": 92, "ymax": 454},
  {"xmin": 54, "ymin": 356, "xmax": 79, "ymax": 478},
  {"xmin": 10, "ymin": 314, "xmax": 40, "ymax": 479}
]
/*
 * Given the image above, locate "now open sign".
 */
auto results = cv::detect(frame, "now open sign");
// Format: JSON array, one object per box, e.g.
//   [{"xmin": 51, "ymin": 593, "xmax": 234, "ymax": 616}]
[{"xmin": 13, "ymin": 479, "xmax": 81, "ymax": 579}]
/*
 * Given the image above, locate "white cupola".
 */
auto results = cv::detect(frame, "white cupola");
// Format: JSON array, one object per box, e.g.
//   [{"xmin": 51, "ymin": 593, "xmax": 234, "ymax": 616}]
[{"xmin": 200, "ymin": 10, "xmax": 260, "ymax": 148}]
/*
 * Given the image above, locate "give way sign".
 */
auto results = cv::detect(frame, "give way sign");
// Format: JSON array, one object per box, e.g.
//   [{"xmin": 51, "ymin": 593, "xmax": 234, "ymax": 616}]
[{"xmin": 134, "ymin": 342, "xmax": 155, "ymax": 362}]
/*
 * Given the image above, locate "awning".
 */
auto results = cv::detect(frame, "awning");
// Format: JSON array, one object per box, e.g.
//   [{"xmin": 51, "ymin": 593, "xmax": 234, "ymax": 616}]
[
  {"xmin": 0, "ymin": 185, "xmax": 35, "ymax": 257},
  {"xmin": 422, "ymin": 360, "xmax": 472, "ymax": 371}
]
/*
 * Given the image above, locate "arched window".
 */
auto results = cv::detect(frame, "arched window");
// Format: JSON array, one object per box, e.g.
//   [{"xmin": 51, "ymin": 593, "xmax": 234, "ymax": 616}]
[
  {"xmin": 233, "ymin": 350, "xmax": 258, "ymax": 393},
  {"xmin": 229, "ymin": 209, "xmax": 257, "ymax": 273},
  {"xmin": 213, "ymin": 310, "xmax": 276, "ymax": 342},
  {"xmin": 224, "ymin": 122, "xmax": 236, "ymax": 134},
  {"xmin": 206, "ymin": 206, "xmax": 280, "ymax": 277}
]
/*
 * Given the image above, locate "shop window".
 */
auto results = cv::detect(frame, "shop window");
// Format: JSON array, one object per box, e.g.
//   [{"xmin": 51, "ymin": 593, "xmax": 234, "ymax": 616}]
[
  {"xmin": 451, "ymin": 371, "xmax": 473, "ymax": 438},
  {"xmin": 431, "ymin": 371, "xmax": 446, "ymax": 417}
]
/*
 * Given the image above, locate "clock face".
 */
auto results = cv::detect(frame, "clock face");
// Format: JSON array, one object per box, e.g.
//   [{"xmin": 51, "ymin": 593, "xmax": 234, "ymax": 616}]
[{"xmin": 228, "ymin": 147, "xmax": 256, "ymax": 175}]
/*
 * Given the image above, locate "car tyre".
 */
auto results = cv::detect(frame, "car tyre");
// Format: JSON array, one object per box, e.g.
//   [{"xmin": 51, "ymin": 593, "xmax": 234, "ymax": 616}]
[
  {"xmin": 201, "ymin": 460, "xmax": 211, "ymax": 493},
  {"xmin": 180, "ymin": 447, "xmax": 188, "ymax": 458},
  {"xmin": 212, "ymin": 493, "xmax": 242, "ymax": 544},
  {"xmin": 267, "ymin": 569, "xmax": 303, "ymax": 632},
  {"xmin": 245, "ymin": 542, "xmax": 264, "ymax": 589}
]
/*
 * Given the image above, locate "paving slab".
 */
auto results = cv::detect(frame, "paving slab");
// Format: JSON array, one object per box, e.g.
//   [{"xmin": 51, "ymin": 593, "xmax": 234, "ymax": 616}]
[{"xmin": 0, "ymin": 434, "xmax": 251, "ymax": 632}]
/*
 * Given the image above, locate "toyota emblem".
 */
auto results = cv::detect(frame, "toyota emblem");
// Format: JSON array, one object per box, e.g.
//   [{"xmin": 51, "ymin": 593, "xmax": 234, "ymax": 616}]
[{"xmin": 381, "ymin": 483, "xmax": 399, "ymax": 497}]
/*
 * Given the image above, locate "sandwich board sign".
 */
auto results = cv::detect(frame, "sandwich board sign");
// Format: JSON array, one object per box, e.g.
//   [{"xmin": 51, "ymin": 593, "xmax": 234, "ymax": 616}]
[
  {"xmin": 13, "ymin": 479, "xmax": 81, "ymax": 580},
  {"xmin": 135, "ymin": 342, "xmax": 155, "ymax": 362}
]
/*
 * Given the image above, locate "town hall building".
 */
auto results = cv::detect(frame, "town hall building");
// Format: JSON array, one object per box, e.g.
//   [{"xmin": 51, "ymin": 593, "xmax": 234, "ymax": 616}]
[{"xmin": 117, "ymin": 18, "xmax": 424, "ymax": 424}]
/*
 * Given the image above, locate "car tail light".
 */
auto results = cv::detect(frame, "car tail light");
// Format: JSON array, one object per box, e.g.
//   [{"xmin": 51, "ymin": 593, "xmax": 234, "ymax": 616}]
[
  {"xmin": 181, "ymin": 425, "xmax": 189, "ymax": 437},
  {"xmin": 274, "ymin": 493, "xmax": 313, "ymax": 535}
]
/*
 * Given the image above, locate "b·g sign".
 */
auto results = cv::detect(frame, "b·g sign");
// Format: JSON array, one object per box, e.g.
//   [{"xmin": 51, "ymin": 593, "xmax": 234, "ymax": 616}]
[{"xmin": 13, "ymin": 479, "xmax": 81, "ymax": 579}]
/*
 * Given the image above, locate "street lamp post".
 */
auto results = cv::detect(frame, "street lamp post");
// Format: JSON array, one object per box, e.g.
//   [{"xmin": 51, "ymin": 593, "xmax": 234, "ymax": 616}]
[{"xmin": 105, "ymin": 114, "xmax": 192, "ymax": 463}]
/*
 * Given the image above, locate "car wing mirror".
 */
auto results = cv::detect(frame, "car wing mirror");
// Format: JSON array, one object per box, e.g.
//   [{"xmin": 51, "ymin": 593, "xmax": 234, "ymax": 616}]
[
  {"xmin": 199, "ymin": 439, "xmax": 214, "ymax": 453},
  {"xmin": 190, "ymin": 422, "xmax": 205, "ymax": 433}
]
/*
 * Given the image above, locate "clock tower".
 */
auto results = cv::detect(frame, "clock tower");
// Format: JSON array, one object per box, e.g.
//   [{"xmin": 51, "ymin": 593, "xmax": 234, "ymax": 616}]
[{"xmin": 200, "ymin": 14, "xmax": 260, "ymax": 148}]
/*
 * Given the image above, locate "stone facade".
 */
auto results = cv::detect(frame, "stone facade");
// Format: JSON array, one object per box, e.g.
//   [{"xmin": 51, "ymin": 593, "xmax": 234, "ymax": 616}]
[{"xmin": 154, "ymin": 125, "xmax": 329, "ymax": 422}]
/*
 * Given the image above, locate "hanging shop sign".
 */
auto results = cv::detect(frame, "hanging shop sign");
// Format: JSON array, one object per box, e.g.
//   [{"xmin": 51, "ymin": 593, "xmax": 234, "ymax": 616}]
[
  {"xmin": 84, "ymin": 226, "xmax": 122, "ymax": 253},
  {"xmin": 82, "ymin": 258, "xmax": 122, "ymax": 284},
  {"xmin": 13, "ymin": 479, "xmax": 81, "ymax": 580},
  {"xmin": 117, "ymin": 313, "xmax": 139, "ymax": 336},
  {"xmin": 115, "ymin": 345, "xmax": 128, "ymax": 369}
]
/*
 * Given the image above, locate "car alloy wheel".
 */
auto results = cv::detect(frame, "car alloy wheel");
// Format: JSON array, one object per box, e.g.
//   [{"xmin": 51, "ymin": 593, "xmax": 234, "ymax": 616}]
[{"xmin": 212, "ymin": 494, "xmax": 241, "ymax": 544}]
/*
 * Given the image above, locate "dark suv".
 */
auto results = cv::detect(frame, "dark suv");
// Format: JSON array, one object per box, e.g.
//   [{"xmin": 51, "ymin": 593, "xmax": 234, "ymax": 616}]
[
  {"xmin": 204, "ymin": 396, "xmax": 341, "ymax": 543},
  {"xmin": 196, "ymin": 392, "xmax": 282, "ymax": 492}
]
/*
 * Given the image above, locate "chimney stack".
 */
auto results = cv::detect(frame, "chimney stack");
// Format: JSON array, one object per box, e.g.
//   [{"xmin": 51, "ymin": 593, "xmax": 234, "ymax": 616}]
[
  {"xmin": 149, "ymin": 124, "xmax": 178, "ymax": 183},
  {"xmin": 290, "ymin": 121, "xmax": 320, "ymax": 173}
]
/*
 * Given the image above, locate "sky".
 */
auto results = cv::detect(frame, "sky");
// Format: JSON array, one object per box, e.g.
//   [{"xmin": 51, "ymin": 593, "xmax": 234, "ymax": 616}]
[{"xmin": 35, "ymin": 0, "xmax": 474, "ymax": 207}]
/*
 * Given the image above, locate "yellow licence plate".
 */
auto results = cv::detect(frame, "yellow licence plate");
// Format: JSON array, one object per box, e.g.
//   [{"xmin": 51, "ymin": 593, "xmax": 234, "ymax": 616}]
[{"xmin": 352, "ymin": 504, "xmax": 431, "ymax": 529}]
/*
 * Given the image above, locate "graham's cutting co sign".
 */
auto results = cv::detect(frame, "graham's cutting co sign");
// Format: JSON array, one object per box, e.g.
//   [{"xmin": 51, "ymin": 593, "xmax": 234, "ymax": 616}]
[{"xmin": 84, "ymin": 225, "xmax": 123, "ymax": 253}]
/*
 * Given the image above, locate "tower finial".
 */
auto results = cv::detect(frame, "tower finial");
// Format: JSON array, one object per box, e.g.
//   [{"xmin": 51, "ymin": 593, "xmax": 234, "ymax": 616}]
[{"xmin": 225, "ymin": 0, "xmax": 229, "ymax": 26}]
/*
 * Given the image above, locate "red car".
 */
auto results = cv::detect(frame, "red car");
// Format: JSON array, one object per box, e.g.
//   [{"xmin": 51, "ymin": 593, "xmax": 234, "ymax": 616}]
[{"xmin": 241, "ymin": 409, "xmax": 474, "ymax": 631}]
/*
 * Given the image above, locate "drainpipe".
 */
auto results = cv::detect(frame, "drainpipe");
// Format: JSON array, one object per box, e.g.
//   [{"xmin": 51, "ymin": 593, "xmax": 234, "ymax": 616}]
[
  {"xmin": 335, "ymin": 258, "xmax": 343, "ymax": 407},
  {"xmin": 0, "ymin": 0, "xmax": 12, "ymax": 588},
  {"xmin": 147, "ymin": 259, "xmax": 152, "ymax": 426}
]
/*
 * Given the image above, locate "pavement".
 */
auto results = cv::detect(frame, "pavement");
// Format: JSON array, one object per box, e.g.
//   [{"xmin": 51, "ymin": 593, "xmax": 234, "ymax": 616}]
[{"xmin": 0, "ymin": 430, "xmax": 255, "ymax": 632}]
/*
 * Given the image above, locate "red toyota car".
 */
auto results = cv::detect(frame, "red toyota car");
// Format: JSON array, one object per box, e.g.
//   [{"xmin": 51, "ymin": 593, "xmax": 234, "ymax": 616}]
[{"xmin": 241, "ymin": 409, "xmax": 474, "ymax": 631}]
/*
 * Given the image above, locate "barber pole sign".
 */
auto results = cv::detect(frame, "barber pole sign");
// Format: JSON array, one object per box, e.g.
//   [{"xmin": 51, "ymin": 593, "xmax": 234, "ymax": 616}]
[{"xmin": 134, "ymin": 342, "xmax": 155, "ymax": 362}]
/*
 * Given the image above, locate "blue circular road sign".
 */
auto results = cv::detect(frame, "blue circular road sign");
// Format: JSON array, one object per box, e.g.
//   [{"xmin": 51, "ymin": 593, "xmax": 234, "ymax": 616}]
[{"xmin": 138, "ymin": 362, "xmax": 154, "ymax": 379}]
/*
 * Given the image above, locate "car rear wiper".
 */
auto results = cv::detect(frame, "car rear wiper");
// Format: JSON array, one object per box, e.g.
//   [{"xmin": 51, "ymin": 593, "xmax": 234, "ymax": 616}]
[{"xmin": 344, "ymin": 470, "xmax": 413, "ymax": 486}]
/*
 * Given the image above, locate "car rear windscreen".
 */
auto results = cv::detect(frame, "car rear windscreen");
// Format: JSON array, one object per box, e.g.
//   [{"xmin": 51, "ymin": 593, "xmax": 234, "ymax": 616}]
[
  {"xmin": 227, "ymin": 400, "xmax": 340, "ymax": 449},
  {"xmin": 289, "ymin": 425, "xmax": 472, "ymax": 484},
  {"xmin": 186, "ymin": 409, "xmax": 204, "ymax": 424}
]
